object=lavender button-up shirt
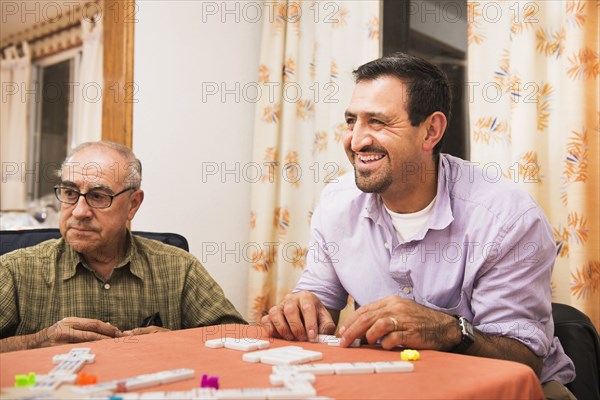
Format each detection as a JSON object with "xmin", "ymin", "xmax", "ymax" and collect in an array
[{"xmin": 296, "ymin": 153, "xmax": 575, "ymax": 384}]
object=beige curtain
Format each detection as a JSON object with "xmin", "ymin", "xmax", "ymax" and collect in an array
[
  {"xmin": 468, "ymin": 0, "xmax": 599, "ymax": 330},
  {"xmin": 0, "ymin": 43, "xmax": 32, "ymax": 211},
  {"xmin": 72, "ymin": 18, "xmax": 103, "ymax": 148},
  {"xmin": 246, "ymin": 0, "xmax": 381, "ymax": 322}
]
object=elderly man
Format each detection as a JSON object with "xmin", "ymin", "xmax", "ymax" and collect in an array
[
  {"xmin": 0, "ymin": 141, "xmax": 245, "ymax": 352},
  {"xmin": 261, "ymin": 53, "xmax": 575, "ymax": 399}
]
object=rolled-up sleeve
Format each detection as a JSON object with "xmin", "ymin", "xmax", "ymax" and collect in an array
[{"xmin": 471, "ymin": 206, "xmax": 555, "ymax": 357}]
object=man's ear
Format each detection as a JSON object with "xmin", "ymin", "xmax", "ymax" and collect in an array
[
  {"xmin": 422, "ymin": 112, "xmax": 447, "ymax": 153},
  {"xmin": 127, "ymin": 190, "xmax": 144, "ymax": 221}
]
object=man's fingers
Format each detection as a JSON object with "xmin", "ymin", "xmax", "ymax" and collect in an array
[
  {"xmin": 364, "ymin": 317, "xmax": 395, "ymax": 345},
  {"xmin": 260, "ymin": 315, "xmax": 281, "ymax": 338},
  {"xmin": 379, "ymin": 331, "xmax": 404, "ymax": 350},
  {"xmin": 282, "ymin": 300, "xmax": 308, "ymax": 341},
  {"xmin": 69, "ymin": 331, "xmax": 115, "ymax": 343},
  {"xmin": 60, "ymin": 318, "xmax": 121, "ymax": 337},
  {"xmin": 122, "ymin": 326, "xmax": 169, "ymax": 336},
  {"xmin": 262, "ymin": 292, "xmax": 332, "ymax": 342},
  {"xmin": 339, "ymin": 310, "xmax": 380, "ymax": 347},
  {"xmin": 299, "ymin": 299, "xmax": 319, "ymax": 341},
  {"xmin": 268, "ymin": 305, "xmax": 294, "ymax": 341}
]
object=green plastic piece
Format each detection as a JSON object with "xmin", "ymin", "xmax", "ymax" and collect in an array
[{"xmin": 14, "ymin": 372, "xmax": 36, "ymax": 387}]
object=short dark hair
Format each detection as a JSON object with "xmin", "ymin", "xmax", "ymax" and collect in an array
[{"xmin": 353, "ymin": 52, "xmax": 452, "ymax": 156}]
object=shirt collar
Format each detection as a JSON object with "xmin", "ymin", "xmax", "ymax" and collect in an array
[
  {"xmin": 60, "ymin": 230, "xmax": 144, "ymax": 281},
  {"xmin": 361, "ymin": 154, "xmax": 454, "ymax": 239}
]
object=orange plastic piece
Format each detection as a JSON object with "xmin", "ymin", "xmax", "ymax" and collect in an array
[{"xmin": 76, "ymin": 372, "xmax": 98, "ymax": 385}]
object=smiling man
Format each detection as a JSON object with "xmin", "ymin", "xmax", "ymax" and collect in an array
[
  {"xmin": 261, "ymin": 53, "xmax": 575, "ymax": 399},
  {"xmin": 0, "ymin": 141, "xmax": 245, "ymax": 352}
]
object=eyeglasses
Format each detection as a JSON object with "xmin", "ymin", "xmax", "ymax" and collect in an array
[{"xmin": 54, "ymin": 186, "xmax": 135, "ymax": 209}]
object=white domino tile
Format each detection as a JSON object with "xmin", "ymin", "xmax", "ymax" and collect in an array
[
  {"xmin": 333, "ymin": 362, "xmax": 375, "ymax": 375},
  {"xmin": 316, "ymin": 334, "xmax": 361, "ymax": 348},
  {"xmin": 72, "ymin": 368, "xmax": 195, "ymax": 394},
  {"xmin": 217, "ymin": 388, "xmax": 270, "ymax": 399},
  {"xmin": 269, "ymin": 372, "xmax": 316, "ymax": 385},
  {"xmin": 205, "ymin": 337, "xmax": 271, "ymax": 351},
  {"xmin": 272, "ymin": 363, "xmax": 336, "ymax": 376},
  {"xmin": 30, "ymin": 373, "xmax": 77, "ymax": 391},
  {"xmin": 243, "ymin": 346, "xmax": 323, "ymax": 365},
  {"xmin": 204, "ymin": 338, "xmax": 226, "ymax": 348},
  {"xmin": 52, "ymin": 348, "xmax": 95, "ymax": 364},
  {"xmin": 372, "ymin": 361, "xmax": 415, "ymax": 373}
]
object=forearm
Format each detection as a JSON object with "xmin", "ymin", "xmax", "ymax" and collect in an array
[
  {"xmin": 465, "ymin": 331, "xmax": 543, "ymax": 377},
  {"xmin": 0, "ymin": 331, "xmax": 46, "ymax": 353}
]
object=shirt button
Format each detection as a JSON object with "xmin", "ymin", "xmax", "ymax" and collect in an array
[
  {"xmin": 104, "ymin": 283, "xmax": 111, "ymax": 290},
  {"xmin": 384, "ymin": 242, "xmax": 390, "ymax": 249},
  {"xmin": 402, "ymin": 287, "xmax": 412, "ymax": 295}
]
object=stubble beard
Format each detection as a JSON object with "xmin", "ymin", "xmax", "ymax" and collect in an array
[{"xmin": 354, "ymin": 162, "xmax": 393, "ymax": 193}]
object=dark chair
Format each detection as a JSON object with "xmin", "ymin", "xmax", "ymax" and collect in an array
[
  {"xmin": 552, "ymin": 302, "xmax": 600, "ymax": 400},
  {"xmin": 0, "ymin": 228, "xmax": 189, "ymax": 255}
]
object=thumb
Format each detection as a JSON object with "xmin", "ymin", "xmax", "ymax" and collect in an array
[{"xmin": 317, "ymin": 308, "xmax": 336, "ymax": 335}]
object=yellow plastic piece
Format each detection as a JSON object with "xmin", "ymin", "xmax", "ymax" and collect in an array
[{"xmin": 400, "ymin": 349, "xmax": 420, "ymax": 361}]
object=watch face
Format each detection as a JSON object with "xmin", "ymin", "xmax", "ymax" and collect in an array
[
  {"xmin": 452, "ymin": 316, "xmax": 475, "ymax": 353},
  {"xmin": 462, "ymin": 318, "xmax": 474, "ymax": 337}
]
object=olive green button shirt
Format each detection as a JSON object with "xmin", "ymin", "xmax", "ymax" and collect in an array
[{"xmin": 0, "ymin": 233, "xmax": 246, "ymax": 338}]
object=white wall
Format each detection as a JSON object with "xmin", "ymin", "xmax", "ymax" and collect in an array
[{"xmin": 132, "ymin": 1, "xmax": 263, "ymax": 316}]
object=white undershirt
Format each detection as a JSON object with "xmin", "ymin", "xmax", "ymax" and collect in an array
[{"xmin": 384, "ymin": 196, "xmax": 437, "ymax": 243}]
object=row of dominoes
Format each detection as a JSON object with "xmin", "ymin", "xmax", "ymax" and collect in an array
[
  {"xmin": 60, "ymin": 387, "xmax": 330, "ymax": 400},
  {"xmin": 204, "ymin": 334, "xmax": 361, "ymax": 353},
  {"xmin": 57, "ymin": 377, "xmax": 324, "ymax": 399},
  {"xmin": 31, "ymin": 348, "xmax": 96, "ymax": 391},
  {"xmin": 272, "ymin": 361, "xmax": 414, "ymax": 376},
  {"xmin": 71, "ymin": 368, "xmax": 195, "ymax": 394}
]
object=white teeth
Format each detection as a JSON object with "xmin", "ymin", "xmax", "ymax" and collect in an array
[{"xmin": 357, "ymin": 154, "xmax": 385, "ymax": 162}]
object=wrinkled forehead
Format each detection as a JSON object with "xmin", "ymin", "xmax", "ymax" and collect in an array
[
  {"xmin": 348, "ymin": 77, "xmax": 410, "ymax": 115},
  {"xmin": 60, "ymin": 147, "xmax": 129, "ymax": 188}
]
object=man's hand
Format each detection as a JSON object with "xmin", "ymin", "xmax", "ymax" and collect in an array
[
  {"xmin": 338, "ymin": 296, "xmax": 460, "ymax": 350},
  {"xmin": 122, "ymin": 326, "xmax": 170, "ymax": 336},
  {"xmin": 39, "ymin": 317, "xmax": 122, "ymax": 348},
  {"xmin": 260, "ymin": 291, "xmax": 337, "ymax": 341}
]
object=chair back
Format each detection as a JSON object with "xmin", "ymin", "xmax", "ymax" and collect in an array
[
  {"xmin": 552, "ymin": 302, "xmax": 600, "ymax": 400},
  {"xmin": 0, "ymin": 228, "xmax": 189, "ymax": 255}
]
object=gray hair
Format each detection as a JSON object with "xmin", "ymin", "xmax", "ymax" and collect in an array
[{"xmin": 58, "ymin": 141, "xmax": 142, "ymax": 190}]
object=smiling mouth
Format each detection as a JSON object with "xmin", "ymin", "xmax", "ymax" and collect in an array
[{"xmin": 356, "ymin": 153, "xmax": 386, "ymax": 164}]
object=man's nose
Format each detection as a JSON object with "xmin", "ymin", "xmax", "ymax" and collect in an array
[
  {"xmin": 350, "ymin": 120, "xmax": 373, "ymax": 152},
  {"xmin": 71, "ymin": 195, "xmax": 93, "ymax": 219}
]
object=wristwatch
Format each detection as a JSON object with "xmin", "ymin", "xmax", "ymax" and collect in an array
[{"xmin": 451, "ymin": 315, "xmax": 475, "ymax": 353}]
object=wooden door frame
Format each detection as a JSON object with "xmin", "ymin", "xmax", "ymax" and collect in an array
[{"xmin": 101, "ymin": 0, "xmax": 135, "ymax": 148}]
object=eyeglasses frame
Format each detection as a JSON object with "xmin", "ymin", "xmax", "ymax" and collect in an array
[{"xmin": 54, "ymin": 185, "xmax": 136, "ymax": 209}]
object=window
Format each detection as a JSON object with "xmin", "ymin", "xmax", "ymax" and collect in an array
[
  {"xmin": 29, "ymin": 49, "xmax": 81, "ymax": 200},
  {"xmin": 383, "ymin": 0, "xmax": 468, "ymax": 159}
]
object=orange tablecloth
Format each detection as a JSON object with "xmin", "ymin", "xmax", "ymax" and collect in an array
[{"xmin": 0, "ymin": 324, "xmax": 544, "ymax": 399}]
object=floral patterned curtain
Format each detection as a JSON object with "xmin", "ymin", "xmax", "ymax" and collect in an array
[
  {"xmin": 246, "ymin": 0, "xmax": 380, "ymax": 322},
  {"xmin": 468, "ymin": 0, "xmax": 599, "ymax": 329}
]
